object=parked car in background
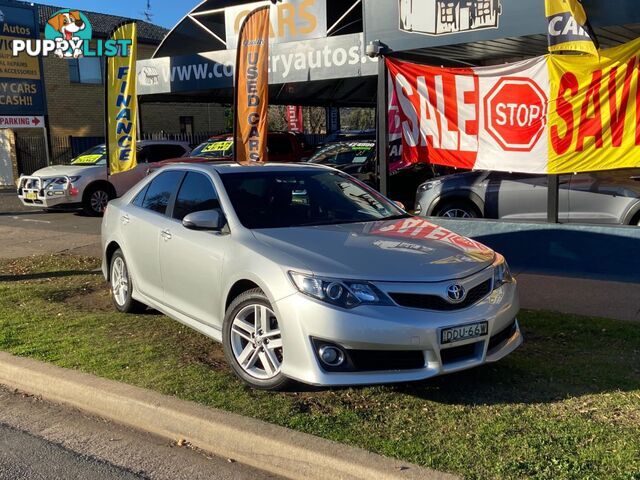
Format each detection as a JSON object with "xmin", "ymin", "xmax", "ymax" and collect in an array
[
  {"xmin": 162, "ymin": 132, "xmax": 315, "ymax": 166},
  {"xmin": 102, "ymin": 162, "xmax": 521, "ymax": 390},
  {"xmin": 308, "ymin": 138, "xmax": 446, "ymax": 208},
  {"xmin": 17, "ymin": 141, "xmax": 190, "ymax": 216},
  {"xmin": 415, "ymin": 169, "xmax": 640, "ymax": 226}
]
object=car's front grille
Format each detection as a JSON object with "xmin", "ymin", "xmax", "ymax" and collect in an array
[
  {"xmin": 389, "ymin": 279, "xmax": 492, "ymax": 311},
  {"xmin": 347, "ymin": 349, "xmax": 425, "ymax": 372},
  {"xmin": 440, "ymin": 342, "xmax": 479, "ymax": 364},
  {"xmin": 487, "ymin": 320, "xmax": 517, "ymax": 352}
]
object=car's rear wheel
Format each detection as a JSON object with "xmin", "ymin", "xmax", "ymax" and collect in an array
[
  {"xmin": 109, "ymin": 249, "xmax": 145, "ymax": 313},
  {"xmin": 83, "ymin": 184, "xmax": 113, "ymax": 216},
  {"xmin": 222, "ymin": 288, "xmax": 291, "ymax": 390},
  {"xmin": 435, "ymin": 201, "xmax": 481, "ymax": 219}
]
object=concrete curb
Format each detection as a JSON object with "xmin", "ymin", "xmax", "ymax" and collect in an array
[{"xmin": 0, "ymin": 353, "xmax": 458, "ymax": 480}]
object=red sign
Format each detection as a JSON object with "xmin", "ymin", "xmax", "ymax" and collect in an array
[
  {"xmin": 286, "ymin": 105, "xmax": 303, "ymax": 132},
  {"xmin": 484, "ymin": 77, "xmax": 548, "ymax": 152}
]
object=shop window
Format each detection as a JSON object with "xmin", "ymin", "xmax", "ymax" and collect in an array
[
  {"xmin": 180, "ymin": 116, "xmax": 194, "ymax": 135},
  {"xmin": 68, "ymin": 57, "xmax": 104, "ymax": 84},
  {"xmin": 439, "ymin": 1, "xmax": 456, "ymax": 25}
]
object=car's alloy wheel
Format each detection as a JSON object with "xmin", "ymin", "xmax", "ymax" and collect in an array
[
  {"xmin": 111, "ymin": 256, "xmax": 129, "ymax": 308},
  {"xmin": 90, "ymin": 189, "xmax": 110, "ymax": 214},
  {"xmin": 230, "ymin": 304, "xmax": 283, "ymax": 380},
  {"xmin": 222, "ymin": 288, "xmax": 291, "ymax": 390},
  {"xmin": 442, "ymin": 208, "xmax": 473, "ymax": 218},
  {"xmin": 109, "ymin": 249, "xmax": 145, "ymax": 314}
]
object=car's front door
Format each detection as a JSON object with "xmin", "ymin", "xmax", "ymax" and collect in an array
[
  {"xmin": 123, "ymin": 170, "xmax": 185, "ymax": 302},
  {"xmin": 159, "ymin": 171, "xmax": 230, "ymax": 327},
  {"xmin": 487, "ymin": 172, "xmax": 570, "ymax": 221},
  {"xmin": 568, "ymin": 169, "xmax": 640, "ymax": 224}
]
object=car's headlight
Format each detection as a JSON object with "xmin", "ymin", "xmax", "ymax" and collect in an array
[
  {"xmin": 418, "ymin": 180, "xmax": 442, "ymax": 193},
  {"xmin": 288, "ymin": 271, "xmax": 391, "ymax": 309},
  {"xmin": 492, "ymin": 254, "xmax": 513, "ymax": 288}
]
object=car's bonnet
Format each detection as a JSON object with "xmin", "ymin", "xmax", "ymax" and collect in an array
[
  {"xmin": 253, "ymin": 217, "xmax": 495, "ymax": 282},
  {"xmin": 32, "ymin": 164, "xmax": 102, "ymax": 178}
]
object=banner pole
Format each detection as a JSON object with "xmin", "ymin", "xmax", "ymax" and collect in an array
[
  {"xmin": 376, "ymin": 55, "xmax": 389, "ymax": 197},
  {"xmin": 547, "ymin": 175, "xmax": 559, "ymax": 223}
]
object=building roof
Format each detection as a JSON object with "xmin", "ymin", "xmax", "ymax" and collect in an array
[{"xmin": 28, "ymin": 2, "xmax": 168, "ymax": 45}]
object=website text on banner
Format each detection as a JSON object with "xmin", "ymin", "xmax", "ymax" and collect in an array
[
  {"xmin": 234, "ymin": 6, "xmax": 270, "ymax": 164},
  {"xmin": 106, "ymin": 22, "xmax": 137, "ymax": 175},
  {"xmin": 386, "ymin": 37, "xmax": 640, "ymax": 175}
]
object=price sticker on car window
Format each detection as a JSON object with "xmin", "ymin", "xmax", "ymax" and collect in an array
[
  {"xmin": 72, "ymin": 154, "xmax": 103, "ymax": 164},
  {"xmin": 202, "ymin": 141, "xmax": 233, "ymax": 153}
]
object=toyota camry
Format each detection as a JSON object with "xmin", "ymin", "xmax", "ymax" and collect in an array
[{"xmin": 101, "ymin": 163, "xmax": 522, "ymax": 390}]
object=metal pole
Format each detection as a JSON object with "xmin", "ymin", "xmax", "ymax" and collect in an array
[
  {"xmin": 42, "ymin": 120, "xmax": 51, "ymax": 167},
  {"xmin": 376, "ymin": 56, "xmax": 389, "ymax": 197},
  {"xmin": 547, "ymin": 174, "xmax": 559, "ymax": 223}
]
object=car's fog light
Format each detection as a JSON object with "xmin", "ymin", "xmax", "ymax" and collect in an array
[{"xmin": 319, "ymin": 345, "xmax": 344, "ymax": 367}]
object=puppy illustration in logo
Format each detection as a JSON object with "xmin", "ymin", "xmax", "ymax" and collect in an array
[
  {"xmin": 47, "ymin": 10, "xmax": 88, "ymax": 58},
  {"xmin": 138, "ymin": 66, "xmax": 159, "ymax": 86}
]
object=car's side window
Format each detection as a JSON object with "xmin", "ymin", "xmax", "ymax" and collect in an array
[
  {"xmin": 173, "ymin": 172, "xmax": 220, "ymax": 221},
  {"xmin": 132, "ymin": 184, "xmax": 149, "ymax": 208},
  {"xmin": 149, "ymin": 144, "xmax": 187, "ymax": 162},
  {"xmin": 140, "ymin": 170, "xmax": 185, "ymax": 215}
]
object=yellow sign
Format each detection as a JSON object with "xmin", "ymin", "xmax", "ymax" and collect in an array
[
  {"xmin": 72, "ymin": 154, "xmax": 103, "ymax": 164},
  {"xmin": 548, "ymin": 37, "xmax": 640, "ymax": 173},
  {"xmin": 202, "ymin": 141, "xmax": 233, "ymax": 152},
  {"xmin": 545, "ymin": 0, "xmax": 598, "ymax": 56},
  {"xmin": 0, "ymin": 36, "xmax": 40, "ymax": 80},
  {"xmin": 106, "ymin": 22, "xmax": 137, "ymax": 175}
]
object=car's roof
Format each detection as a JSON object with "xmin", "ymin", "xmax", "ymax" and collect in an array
[
  {"xmin": 138, "ymin": 140, "xmax": 190, "ymax": 146},
  {"xmin": 160, "ymin": 161, "xmax": 331, "ymax": 174}
]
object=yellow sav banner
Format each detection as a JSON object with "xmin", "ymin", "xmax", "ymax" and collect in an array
[
  {"xmin": 547, "ymin": 37, "xmax": 640, "ymax": 174},
  {"xmin": 234, "ymin": 6, "xmax": 270, "ymax": 164},
  {"xmin": 106, "ymin": 22, "xmax": 137, "ymax": 175}
]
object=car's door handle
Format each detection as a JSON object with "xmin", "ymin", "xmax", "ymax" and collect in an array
[
  {"xmin": 160, "ymin": 229, "xmax": 172, "ymax": 240},
  {"xmin": 121, "ymin": 214, "xmax": 130, "ymax": 225}
]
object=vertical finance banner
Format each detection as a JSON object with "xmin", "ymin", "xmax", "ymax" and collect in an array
[
  {"xmin": 386, "ymin": 37, "xmax": 640, "ymax": 174},
  {"xmin": 0, "ymin": 2, "xmax": 45, "ymax": 115},
  {"xmin": 106, "ymin": 22, "xmax": 137, "ymax": 174},
  {"xmin": 234, "ymin": 6, "xmax": 270, "ymax": 164}
]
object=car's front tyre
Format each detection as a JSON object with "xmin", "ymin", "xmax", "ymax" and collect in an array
[
  {"xmin": 222, "ymin": 288, "xmax": 291, "ymax": 390},
  {"xmin": 83, "ymin": 184, "xmax": 113, "ymax": 216},
  {"xmin": 109, "ymin": 249, "xmax": 145, "ymax": 313}
]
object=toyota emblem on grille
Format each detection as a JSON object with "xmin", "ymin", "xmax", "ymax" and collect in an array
[{"xmin": 446, "ymin": 284, "xmax": 466, "ymax": 304}]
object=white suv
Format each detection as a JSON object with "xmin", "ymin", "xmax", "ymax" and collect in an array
[{"xmin": 17, "ymin": 140, "xmax": 190, "ymax": 216}]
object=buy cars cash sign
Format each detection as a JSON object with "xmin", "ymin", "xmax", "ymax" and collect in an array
[{"xmin": 234, "ymin": 5, "xmax": 270, "ymax": 164}]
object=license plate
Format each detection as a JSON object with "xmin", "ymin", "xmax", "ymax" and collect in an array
[
  {"xmin": 25, "ymin": 191, "xmax": 37, "ymax": 200},
  {"xmin": 440, "ymin": 321, "xmax": 488, "ymax": 345}
]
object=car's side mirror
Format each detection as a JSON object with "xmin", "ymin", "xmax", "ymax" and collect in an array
[
  {"xmin": 392, "ymin": 201, "xmax": 406, "ymax": 210},
  {"xmin": 183, "ymin": 209, "xmax": 226, "ymax": 231}
]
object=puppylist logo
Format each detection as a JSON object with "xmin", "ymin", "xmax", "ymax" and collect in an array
[{"xmin": 11, "ymin": 9, "xmax": 132, "ymax": 59}]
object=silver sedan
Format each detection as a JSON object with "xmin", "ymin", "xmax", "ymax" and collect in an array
[{"xmin": 101, "ymin": 163, "xmax": 522, "ymax": 390}]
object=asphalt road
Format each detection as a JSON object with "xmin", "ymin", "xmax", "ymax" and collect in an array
[
  {"xmin": 0, "ymin": 387, "xmax": 282, "ymax": 480},
  {"xmin": 0, "ymin": 191, "xmax": 101, "ymax": 258}
]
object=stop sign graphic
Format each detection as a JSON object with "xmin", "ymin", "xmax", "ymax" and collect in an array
[{"xmin": 484, "ymin": 77, "xmax": 548, "ymax": 152}]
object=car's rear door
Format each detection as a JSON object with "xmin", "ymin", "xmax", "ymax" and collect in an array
[
  {"xmin": 122, "ymin": 170, "xmax": 185, "ymax": 302},
  {"xmin": 159, "ymin": 171, "xmax": 230, "ymax": 327}
]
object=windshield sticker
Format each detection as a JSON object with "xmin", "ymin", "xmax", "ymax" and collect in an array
[
  {"xmin": 202, "ymin": 141, "xmax": 233, "ymax": 153},
  {"xmin": 348, "ymin": 142, "xmax": 375, "ymax": 150},
  {"xmin": 72, "ymin": 154, "xmax": 103, "ymax": 164}
]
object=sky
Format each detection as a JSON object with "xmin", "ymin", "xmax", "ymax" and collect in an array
[{"xmin": 31, "ymin": 0, "xmax": 196, "ymax": 28}]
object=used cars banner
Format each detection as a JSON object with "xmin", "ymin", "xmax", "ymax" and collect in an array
[
  {"xmin": 234, "ymin": 6, "xmax": 270, "ymax": 164},
  {"xmin": 106, "ymin": 21, "xmax": 137, "ymax": 175},
  {"xmin": 386, "ymin": 37, "xmax": 640, "ymax": 174}
]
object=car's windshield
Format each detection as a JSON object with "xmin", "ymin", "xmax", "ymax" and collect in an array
[
  {"xmin": 191, "ymin": 138, "xmax": 234, "ymax": 158},
  {"xmin": 220, "ymin": 170, "xmax": 407, "ymax": 229},
  {"xmin": 70, "ymin": 145, "xmax": 107, "ymax": 166},
  {"xmin": 309, "ymin": 141, "xmax": 375, "ymax": 166}
]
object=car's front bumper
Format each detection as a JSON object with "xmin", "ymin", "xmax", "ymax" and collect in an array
[
  {"xmin": 274, "ymin": 275, "xmax": 521, "ymax": 386},
  {"xmin": 17, "ymin": 176, "xmax": 81, "ymax": 208}
]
